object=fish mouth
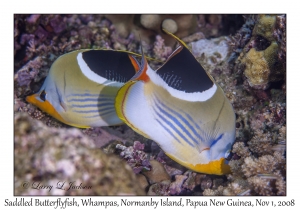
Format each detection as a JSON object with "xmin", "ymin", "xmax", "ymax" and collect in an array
[{"xmin": 25, "ymin": 93, "xmax": 91, "ymax": 128}]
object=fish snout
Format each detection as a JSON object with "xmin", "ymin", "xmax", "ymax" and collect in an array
[{"xmin": 26, "ymin": 93, "xmax": 38, "ymax": 105}]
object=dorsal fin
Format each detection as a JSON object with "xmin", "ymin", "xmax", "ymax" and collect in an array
[
  {"xmin": 156, "ymin": 33, "xmax": 214, "ymax": 93},
  {"xmin": 162, "ymin": 28, "xmax": 190, "ymax": 49},
  {"xmin": 129, "ymin": 37, "xmax": 150, "ymax": 82},
  {"xmin": 113, "ymin": 49, "xmax": 164, "ymax": 63},
  {"xmin": 128, "ymin": 55, "xmax": 140, "ymax": 72}
]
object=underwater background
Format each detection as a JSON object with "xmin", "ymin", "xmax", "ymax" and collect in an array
[{"xmin": 14, "ymin": 14, "xmax": 286, "ymax": 196}]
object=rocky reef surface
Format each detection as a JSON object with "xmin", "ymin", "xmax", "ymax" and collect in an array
[
  {"xmin": 14, "ymin": 112, "xmax": 145, "ymax": 195},
  {"xmin": 14, "ymin": 14, "xmax": 286, "ymax": 196}
]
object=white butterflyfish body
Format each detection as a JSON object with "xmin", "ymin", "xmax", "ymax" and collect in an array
[{"xmin": 115, "ymin": 30, "xmax": 236, "ymax": 175}]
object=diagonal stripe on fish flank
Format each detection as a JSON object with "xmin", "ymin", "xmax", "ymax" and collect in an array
[
  {"xmin": 155, "ymin": 118, "xmax": 182, "ymax": 145},
  {"xmin": 154, "ymin": 98, "xmax": 201, "ymax": 144},
  {"xmin": 82, "ymin": 107, "xmax": 116, "ymax": 118},
  {"xmin": 66, "ymin": 93, "xmax": 111, "ymax": 98},
  {"xmin": 152, "ymin": 99, "xmax": 194, "ymax": 147},
  {"xmin": 183, "ymin": 111, "xmax": 201, "ymax": 130},
  {"xmin": 67, "ymin": 93, "xmax": 113, "ymax": 108},
  {"xmin": 70, "ymin": 102, "xmax": 115, "ymax": 108},
  {"xmin": 66, "ymin": 92, "xmax": 113, "ymax": 102},
  {"xmin": 67, "ymin": 97, "xmax": 113, "ymax": 103},
  {"xmin": 71, "ymin": 103, "xmax": 115, "ymax": 113},
  {"xmin": 182, "ymin": 111, "xmax": 214, "ymax": 143},
  {"xmin": 182, "ymin": 112, "xmax": 219, "ymax": 145},
  {"xmin": 99, "ymin": 109, "xmax": 116, "ymax": 117},
  {"xmin": 67, "ymin": 98, "xmax": 114, "ymax": 116},
  {"xmin": 154, "ymin": 97, "xmax": 204, "ymax": 143},
  {"xmin": 66, "ymin": 92, "xmax": 113, "ymax": 105},
  {"xmin": 210, "ymin": 133, "xmax": 223, "ymax": 148},
  {"xmin": 65, "ymin": 92, "xmax": 116, "ymax": 118},
  {"xmin": 71, "ymin": 109, "xmax": 102, "ymax": 114}
]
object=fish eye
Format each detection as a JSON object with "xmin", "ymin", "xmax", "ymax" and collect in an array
[
  {"xmin": 40, "ymin": 90, "xmax": 46, "ymax": 101},
  {"xmin": 225, "ymin": 150, "xmax": 231, "ymax": 159}
]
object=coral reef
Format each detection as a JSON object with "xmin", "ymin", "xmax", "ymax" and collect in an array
[
  {"xmin": 227, "ymin": 15, "xmax": 256, "ymax": 63},
  {"xmin": 152, "ymin": 35, "xmax": 173, "ymax": 62},
  {"xmin": 104, "ymin": 14, "xmax": 244, "ymax": 47},
  {"xmin": 237, "ymin": 14, "xmax": 286, "ymax": 89},
  {"xmin": 191, "ymin": 36, "xmax": 230, "ymax": 68},
  {"xmin": 229, "ymin": 143, "xmax": 286, "ymax": 196},
  {"xmin": 116, "ymin": 142, "xmax": 151, "ymax": 174},
  {"xmin": 106, "ymin": 14, "xmax": 198, "ymax": 47},
  {"xmin": 273, "ymin": 15, "xmax": 286, "ymax": 67},
  {"xmin": 142, "ymin": 160, "xmax": 171, "ymax": 184},
  {"xmin": 203, "ymin": 142, "xmax": 286, "ymax": 196},
  {"xmin": 14, "ymin": 14, "xmax": 286, "ymax": 196},
  {"xmin": 14, "ymin": 112, "xmax": 145, "ymax": 195},
  {"xmin": 193, "ymin": 15, "xmax": 286, "ymax": 196}
]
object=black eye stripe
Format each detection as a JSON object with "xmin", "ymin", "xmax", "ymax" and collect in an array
[{"xmin": 40, "ymin": 90, "xmax": 46, "ymax": 101}]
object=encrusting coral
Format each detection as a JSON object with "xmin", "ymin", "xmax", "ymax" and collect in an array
[
  {"xmin": 238, "ymin": 14, "xmax": 286, "ymax": 89},
  {"xmin": 204, "ymin": 141, "xmax": 286, "ymax": 196}
]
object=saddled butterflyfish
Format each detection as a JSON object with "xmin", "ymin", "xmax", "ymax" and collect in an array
[
  {"xmin": 26, "ymin": 49, "xmax": 142, "ymax": 128},
  {"xmin": 115, "ymin": 31, "xmax": 236, "ymax": 175}
]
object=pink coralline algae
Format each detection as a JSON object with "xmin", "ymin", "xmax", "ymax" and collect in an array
[
  {"xmin": 16, "ymin": 56, "xmax": 43, "ymax": 87},
  {"xmin": 153, "ymin": 35, "xmax": 172, "ymax": 61},
  {"xmin": 49, "ymin": 15, "xmax": 66, "ymax": 34},
  {"xmin": 34, "ymin": 25, "xmax": 49, "ymax": 41},
  {"xmin": 116, "ymin": 141, "xmax": 151, "ymax": 174},
  {"xmin": 26, "ymin": 14, "xmax": 41, "ymax": 24}
]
